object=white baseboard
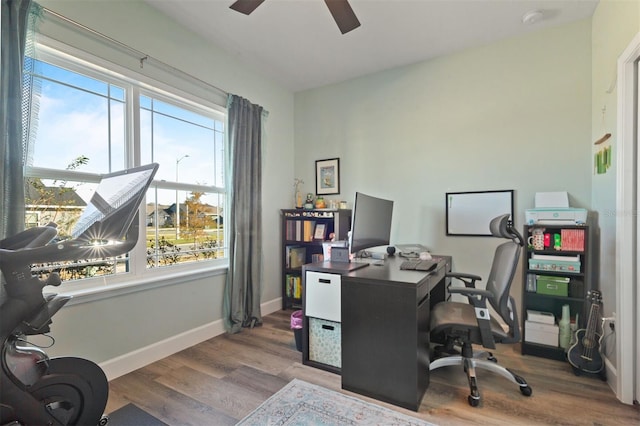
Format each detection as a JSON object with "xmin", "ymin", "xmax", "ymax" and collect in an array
[
  {"xmin": 261, "ymin": 297, "xmax": 283, "ymax": 316},
  {"xmin": 99, "ymin": 319, "xmax": 226, "ymax": 380},
  {"xmin": 100, "ymin": 297, "xmax": 283, "ymax": 380},
  {"xmin": 604, "ymin": 355, "xmax": 618, "ymax": 396}
]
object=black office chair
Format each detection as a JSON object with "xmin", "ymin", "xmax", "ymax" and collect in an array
[{"xmin": 429, "ymin": 214, "xmax": 532, "ymax": 407}]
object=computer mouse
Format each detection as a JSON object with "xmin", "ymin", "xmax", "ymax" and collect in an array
[{"xmin": 419, "ymin": 251, "xmax": 432, "ymax": 260}]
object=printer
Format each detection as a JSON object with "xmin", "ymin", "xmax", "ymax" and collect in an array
[
  {"xmin": 525, "ymin": 192, "xmax": 588, "ymax": 225},
  {"xmin": 525, "ymin": 208, "xmax": 588, "ymax": 225}
]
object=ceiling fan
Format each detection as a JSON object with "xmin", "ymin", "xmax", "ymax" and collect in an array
[{"xmin": 229, "ymin": 0, "xmax": 361, "ymax": 34}]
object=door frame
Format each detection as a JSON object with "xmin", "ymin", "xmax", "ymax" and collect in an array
[{"xmin": 615, "ymin": 31, "xmax": 639, "ymax": 405}]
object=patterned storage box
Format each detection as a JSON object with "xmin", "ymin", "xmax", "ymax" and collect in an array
[
  {"xmin": 528, "ymin": 259, "xmax": 581, "ymax": 274},
  {"xmin": 309, "ymin": 317, "xmax": 341, "ymax": 368}
]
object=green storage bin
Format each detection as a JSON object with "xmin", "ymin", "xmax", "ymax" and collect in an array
[{"xmin": 536, "ymin": 276, "xmax": 569, "ymax": 296}]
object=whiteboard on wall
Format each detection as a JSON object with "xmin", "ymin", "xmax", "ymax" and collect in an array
[{"xmin": 446, "ymin": 190, "xmax": 514, "ymax": 236}]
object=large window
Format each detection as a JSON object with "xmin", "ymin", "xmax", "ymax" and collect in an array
[{"xmin": 24, "ymin": 44, "xmax": 227, "ymax": 287}]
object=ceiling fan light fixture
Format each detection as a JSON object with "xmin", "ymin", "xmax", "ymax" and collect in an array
[{"xmin": 521, "ymin": 9, "xmax": 544, "ymax": 25}]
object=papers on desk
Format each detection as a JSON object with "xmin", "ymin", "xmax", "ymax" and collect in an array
[{"xmin": 396, "ymin": 243, "xmax": 429, "ymax": 257}]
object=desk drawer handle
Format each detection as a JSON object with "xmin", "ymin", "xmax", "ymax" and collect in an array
[
  {"xmin": 322, "ymin": 324, "xmax": 335, "ymax": 331},
  {"xmin": 319, "ymin": 279, "xmax": 331, "ymax": 284},
  {"xmin": 418, "ymin": 293, "xmax": 430, "ymax": 308}
]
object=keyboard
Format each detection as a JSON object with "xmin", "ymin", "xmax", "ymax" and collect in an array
[{"xmin": 400, "ymin": 259, "xmax": 437, "ymax": 271}]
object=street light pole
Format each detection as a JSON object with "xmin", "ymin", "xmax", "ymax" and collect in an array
[{"xmin": 176, "ymin": 154, "xmax": 189, "ymax": 240}]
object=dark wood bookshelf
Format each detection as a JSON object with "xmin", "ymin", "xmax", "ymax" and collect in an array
[{"xmin": 280, "ymin": 209, "xmax": 351, "ymax": 310}]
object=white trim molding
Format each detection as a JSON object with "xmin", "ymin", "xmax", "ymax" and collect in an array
[
  {"xmin": 99, "ymin": 318, "xmax": 226, "ymax": 380},
  {"xmin": 99, "ymin": 297, "xmax": 284, "ymax": 380},
  {"xmin": 615, "ymin": 31, "xmax": 640, "ymax": 405}
]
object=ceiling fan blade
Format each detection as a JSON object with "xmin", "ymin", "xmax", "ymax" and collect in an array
[
  {"xmin": 229, "ymin": 0, "xmax": 266, "ymax": 15},
  {"xmin": 324, "ymin": 0, "xmax": 361, "ymax": 34}
]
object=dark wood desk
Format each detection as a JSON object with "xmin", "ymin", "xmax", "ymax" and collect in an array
[{"xmin": 303, "ymin": 255, "xmax": 451, "ymax": 411}]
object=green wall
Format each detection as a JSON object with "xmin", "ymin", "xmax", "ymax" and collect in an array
[{"xmin": 294, "ymin": 19, "xmax": 593, "ymax": 304}]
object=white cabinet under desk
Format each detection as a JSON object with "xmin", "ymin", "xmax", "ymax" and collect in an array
[
  {"xmin": 305, "ymin": 271, "xmax": 341, "ymax": 322},
  {"xmin": 302, "ymin": 270, "xmax": 342, "ymax": 372}
]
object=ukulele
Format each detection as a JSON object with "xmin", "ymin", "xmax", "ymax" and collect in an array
[{"xmin": 567, "ymin": 290, "xmax": 604, "ymax": 374}]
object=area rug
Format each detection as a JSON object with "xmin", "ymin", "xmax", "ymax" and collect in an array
[
  {"xmin": 236, "ymin": 379, "xmax": 435, "ymax": 425},
  {"xmin": 107, "ymin": 403, "xmax": 168, "ymax": 426}
]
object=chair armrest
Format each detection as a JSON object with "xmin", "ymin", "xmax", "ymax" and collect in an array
[
  {"xmin": 448, "ymin": 287, "xmax": 493, "ymax": 301},
  {"xmin": 446, "ymin": 272, "xmax": 482, "ymax": 288}
]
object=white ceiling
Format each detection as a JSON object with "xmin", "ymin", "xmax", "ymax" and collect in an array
[{"xmin": 145, "ymin": 0, "xmax": 598, "ymax": 92}]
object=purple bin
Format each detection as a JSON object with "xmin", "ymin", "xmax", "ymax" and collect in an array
[{"xmin": 291, "ymin": 310, "xmax": 303, "ymax": 352}]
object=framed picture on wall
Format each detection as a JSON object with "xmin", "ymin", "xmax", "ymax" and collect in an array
[{"xmin": 316, "ymin": 158, "xmax": 340, "ymax": 195}]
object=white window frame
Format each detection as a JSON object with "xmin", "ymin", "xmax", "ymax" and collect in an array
[{"xmin": 26, "ymin": 38, "xmax": 229, "ymax": 299}]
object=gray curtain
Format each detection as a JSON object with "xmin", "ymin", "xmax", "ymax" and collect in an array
[
  {"xmin": 223, "ymin": 94, "xmax": 264, "ymax": 334},
  {"xmin": 1, "ymin": 0, "xmax": 32, "ymax": 241}
]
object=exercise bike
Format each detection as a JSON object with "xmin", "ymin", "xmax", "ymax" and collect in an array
[{"xmin": 0, "ymin": 164, "xmax": 158, "ymax": 425}]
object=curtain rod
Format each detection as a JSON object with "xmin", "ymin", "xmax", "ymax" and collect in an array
[{"xmin": 42, "ymin": 7, "xmax": 229, "ymax": 99}]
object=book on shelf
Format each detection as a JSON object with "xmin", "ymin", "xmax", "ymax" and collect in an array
[
  {"xmin": 285, "ymin": 274, "xmax": 302, "ymax": 299},
  {"xmin": 293, "ymin": 276, "xmax": 302, "ymax": 299},
  {"xmin": 286, "ymin": 246, "xmax": 307, "ymax": 269},
  {"xmin": 284, "ymin": 246, "xmax": 294, "ymax": 268},
  {"xmin": 296, "ymin": 221, "xmax": 302, "ymax": 241},
  {"xmin": 285, "ymin": 274, "xmax": 293, "ymax": 297},
  {"xmin": 284, "ymin": 220, "xmax": 303, "ymax": 241},
  {"xmin": 303, "ymin": 220, "xmax": 315, "ymax": 242},
  {"xmin": 285, "ymin": 220, "xmax": 298, "ymax": 241},
  {"xmin": 285, "ymin": 219, "xmax": 317, "ymax": 242}
]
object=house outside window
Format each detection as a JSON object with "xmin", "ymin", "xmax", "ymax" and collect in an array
[
  {"xmin": 24, "ymin": 43, "xmax": 227, "ymax": 287},
  {"xmin": 25, "ymin": 179, "xmax": 87, "ymax": 230}
]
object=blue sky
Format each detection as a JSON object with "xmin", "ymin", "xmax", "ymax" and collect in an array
[{"xmin": 30, "ymin": 58, "xmax": 225, "ymax": 206}]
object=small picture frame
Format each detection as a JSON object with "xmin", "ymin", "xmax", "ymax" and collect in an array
[
  {"xmin": 313, "ymin": 223, "xmax": 327, "ymax": 241},
  {"xmin": 316, "ymin": 158, "xmax": 340, "ymax": 195}
]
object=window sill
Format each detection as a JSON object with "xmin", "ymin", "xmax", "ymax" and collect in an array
[{"xmin": 52, "ymin": 263, "xmax": 228, "ymax": 306}]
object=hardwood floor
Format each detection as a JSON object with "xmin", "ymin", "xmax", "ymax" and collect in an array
[{"xmin": 105, "ymin": 309, "xmax": 639, "ymax": 425}]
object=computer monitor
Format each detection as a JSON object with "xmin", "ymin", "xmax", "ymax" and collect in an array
[{"xmin": 349, "ymin": 192, "xmax": 394, "ymax": 256}]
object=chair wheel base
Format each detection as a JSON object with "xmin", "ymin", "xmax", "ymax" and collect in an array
[{"xmin": 520, "ymin": 385, "xmax": 533, "ymax": 397}]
